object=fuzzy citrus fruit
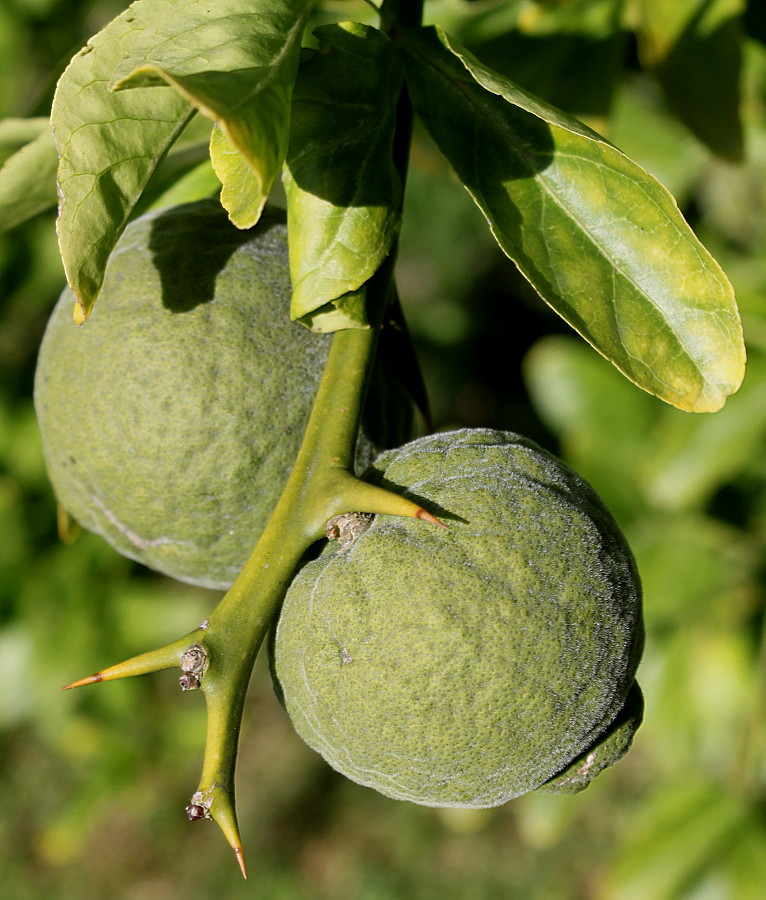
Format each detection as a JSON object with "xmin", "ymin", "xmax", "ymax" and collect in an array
[
  {"xmin": 273, "ymin": 428, "xmax": 643, "ymax": 806},
  {"xmin": 34, "ymin": 199, "xmax": 409, "ymax": 589}
]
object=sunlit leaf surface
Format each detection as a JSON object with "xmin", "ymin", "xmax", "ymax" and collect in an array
[
  {"xmin": 402, "ymin": 26, "xmax": 745, "ymax": 412},
  {"xmin": 112, "ymin": 0, "xmax": 313, "ymax": 228},
  {"xmin": 52, "ymin": 0, "xmax": 193, "ymax": 320},
  {"xmin": 285, "ymin": 23, "xmax": 402, "ymax": 329}
]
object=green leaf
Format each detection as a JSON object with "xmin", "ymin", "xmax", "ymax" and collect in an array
[
  {"xmin": 525, "ymin": 337, "xmax": 766, "ymax": 515},
  {"xmin": 132, "ymin": 146, "xmax": 214, "ymax": 216},
  {"xmin": 143, "ymin": 158, "xmax": 220, "ymax": 212},
  {"xmin": 297, "ymin": 287, "xmax": 369, "ymax": 332},
  {"xmin": 0, "ymin": 128, "xmax": 58, "ymax": 232},
  {"xmin": 52, "ymin": 1, "xmax": 193, "ymax": 322},
  {"xmin": 130, "ymin": 113, "xmax": 215, "ymax": 215},
  {"xmin": 523, "ymin": 335, "xmax": 656, "ymax": 522},
  {"xmin": 434, "ymin": 1, "xmax": 525, "ymax": 44},
  {"xmin": 284, "ymin": 23, "xmax": 402, "ymax": 329},
  {"xmin": 642, "ymin": 351, "xmax": 766, "ymax": 510},
  {"xmin": 112, "ymin": 0, "xmax": 313, "ymax": 229},
  {"xmin": 0, "ymin": 117, "xmax": 49, "ymax": 143},
  {"xmin": 725, "ymin": 813, "xmax": 766, "ymax": 900},
  {"xmin": 632, "ymin": 513, "xmax": 757, "ymax": 628},
  {"xmin": 635, "ymin": 0, "xmax": 745, "ymax": 162},
  {"xmin": 0, "ymin": 117, "xmax": 51, "ymax": 164},
  {"xmin": 208, "ymin": 125, "xmax": 263, "ymax": 228},
  {"xmin": 401, "ymin": 26, "xmax": 745, "ymax": 412},
  {"xmin": 607, "ymin": 75, "xmax": 707, "ymax": 204}
]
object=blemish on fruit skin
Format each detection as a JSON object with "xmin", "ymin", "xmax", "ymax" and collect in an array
[{"xmin": 90, "ymin": 493, "xmax": 175, "ymax": 550}]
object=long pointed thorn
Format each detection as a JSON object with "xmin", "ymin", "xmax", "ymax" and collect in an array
[
  {"xmin": 234, "ymin": 846, "xmax": 248, "ymax": 880},
  {"xmin": 61, "ymin": 672, "xmax": 103, "ymax": 691},
  {"xmin": 342, "ymin": 479, "xmax": 447, "ymax": 527},
  {"xmin": 60, "ymin": 632, "xmax": 202, "ymax": 692},
  {"xmin": 212, "ymin": 807, "xmax": 247, "ymax": 878},
  {"xmin": 206, "ymin": 789, "xmax": 247, "ymax": 880},
  {"xmin": 416, "ymin": 507, "xmax": 448, "ymax": 528}
]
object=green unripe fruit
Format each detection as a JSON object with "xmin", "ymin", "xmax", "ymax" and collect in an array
[
  {"xmin": 273, "ymin": 429, "xmax": 643, "ymax": 807},
  {"xmin": 34, "ymin": 199, "xmax": 409, "ymax": 589}
]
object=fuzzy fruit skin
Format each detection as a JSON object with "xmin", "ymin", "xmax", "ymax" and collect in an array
[
  {"xmin": 273, "ymin": 429, "xmax": 643, "ymax": 807},
  {"xmin": 539, "ymin": 680, "xmax": 643, "ymax": 793},
  {"xmin": 34, "ymin": 199, "xmax": 408, "ymax": 589}
]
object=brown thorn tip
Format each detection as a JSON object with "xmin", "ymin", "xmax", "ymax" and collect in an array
[
  {"xmin": 416, "ymin": 508, "xmax": 448, "ymax": 528},
  {"xmin": 234, "ymin": 847, "xmax": 248, "ymax": 880},
  {"xmin": 61, "ymin": 672, "xmax": 103, "ymax": 691}
]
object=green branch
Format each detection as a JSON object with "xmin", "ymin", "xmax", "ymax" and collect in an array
[
  {"xmin": 61, "ymin": 263, "xmax": 440, "ymax": 875},
  {"xmin": 61, "ymin": 1, "xmax": 431, "ymax": 876}
]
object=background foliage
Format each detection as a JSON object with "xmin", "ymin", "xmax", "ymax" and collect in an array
[{"xmin": 2, "ymin": 0, "xmax": 766, "ymax": 896}]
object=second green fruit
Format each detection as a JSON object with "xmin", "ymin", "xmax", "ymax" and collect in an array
[
  {"xmin": 34, "ymin": 199, "xmax": 409, "ymax": 589},
  {"xmin": 273, "ymin": 429, "xmax": 643, "ymax": 806}
]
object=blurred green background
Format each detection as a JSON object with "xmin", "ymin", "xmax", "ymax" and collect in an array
[{"xmin": 3, "ymin": 0, "xmax": 766, "ymax": 897}]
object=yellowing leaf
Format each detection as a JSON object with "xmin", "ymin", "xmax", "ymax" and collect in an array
[
  {"xmin": 402, "ymin": 27, "xmax": 745, "ymax": 412},
  {"xmin": 208, "ymin": 126, "xmax": 264, "ymax": 229}
]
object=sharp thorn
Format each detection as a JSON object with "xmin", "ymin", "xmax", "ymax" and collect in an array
[
  {"xmin": 234, "ymin": 846, "xmax": 248, "ymax": 880},
  {"xmin": 207, "ymin": 788, "xmax": 247, "ymax": 880},
  {"xmin": 59, "ymin": 634, "xmax": 199, "ymax": 692},
  {"xmin": 416, "ymin": 508, "xmax": 448, "ymax": 528},
  {"xmin": 61, "ymin": 672, "xmax": 103, "ymax": 690}
]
